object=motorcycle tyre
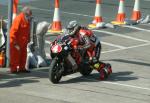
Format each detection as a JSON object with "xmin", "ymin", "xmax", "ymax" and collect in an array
[
  {"xmin": 49, "ymin": 58, "xmax": 62, "ymax": 84},
  {"xmin": 79, "ymin": 63, "xmax": 93, "ymax": 76}
]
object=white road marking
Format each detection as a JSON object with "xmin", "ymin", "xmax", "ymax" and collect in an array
[
  {"xmin": 103, "ymin": 81, "xmax": 150, "ymax": 91},
  {"xmin": 101, "ymin": 41, "xmax": 126, "ymax": 49},
  {"xmin": 140, "ymin": 23, "xmax": 150, "ymax": 26},
  {"xmin": 66, "ymin": 75, "xmax": 150, "ymax": 91},
  {"xmin": 93, "ymin": 30, "xmax": 150, "ymax": 43},
  {"xmin": 102, "ymin": 42, "xmax": 150, "ymax": 54},
  {"xmin": 123, "ymin": 25, "xmax": 150, "ymax": 33},
  {"xmin": 61, "ymin": 11, "xmax": 93, "ymax": 17},
  {"xmin": 27, "ymin": 6, "xmax": 93, "ymax": 17}
]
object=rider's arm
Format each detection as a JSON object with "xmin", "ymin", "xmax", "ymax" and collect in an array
[
  {"xmin": 78, "ymin": 35, "xmax": 91, "ymax": 50},
  {"xmin": 82, "ymin": 35, "xmax": 91, "ymax": 49}
]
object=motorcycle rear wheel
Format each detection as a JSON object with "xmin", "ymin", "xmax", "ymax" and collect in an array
[
  {"xmin": 49, "ymin": 58, "xmax": 62, "ymax": 84},
  {"xmin": 79, "ymin": 63, "xmax": 93, "ymax": 76}
]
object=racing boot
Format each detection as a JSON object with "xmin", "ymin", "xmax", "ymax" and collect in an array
[
  {"xmin": 96, "ymin": 63, "xmax": 112, "ymax": 80},
  {"xmin": 103, "ymin": 63, "xmax": 112, "ymax": 75},
  {"xmin": 98, "ymin": 63, "xmax": 106, "ymax": 80},
  {"xmin": 99, "ymin": 69, "xmax": 105, "ymax": 80},
  {"xmin": 93, "ymin": 62, "xmax": 106, "ymax": 80}
]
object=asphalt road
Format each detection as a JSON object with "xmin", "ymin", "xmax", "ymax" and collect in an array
[{"xmin": 0, "ymin": 0, "xmax": 150, "ymax": 103}]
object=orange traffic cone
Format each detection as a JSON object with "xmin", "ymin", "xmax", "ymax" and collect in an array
[
  {"xmin": 131, "ymin": 0, "xmax": 141, "ymax": 21},
  {"xmin": 111, "ymin": 0, "xmax": 126, "ymax": 25},
  {"xmin": 89, "ymin": 0, "xmax": 103, "ymax": 28},
  {"xmin": 13, "ymin": 0, "xmax": 19, "ymax": 20},
  {"xmin": 48, "ymin": 0, "xmax": 62, "ymax": 33}
]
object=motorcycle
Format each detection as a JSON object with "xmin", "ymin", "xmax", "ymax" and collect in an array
[{"xmin": 49, "ymin": 35, "xmax": 93, "ymax": 83}]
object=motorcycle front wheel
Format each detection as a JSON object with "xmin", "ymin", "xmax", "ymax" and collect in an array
[{"xmin": 49, "ymin": 57, "xmax": 62, "ymax": 84}]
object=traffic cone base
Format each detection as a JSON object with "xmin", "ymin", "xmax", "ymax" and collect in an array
[
  {"xmin": 111, "ymin": 21, "xmax": 125, "ymax": 25},
  {"xmin": 131, "ymin": 11, "xmax": 141, "ymax": 21},
  {"xmin": 48, "ymin": 21, "xmax": 62, "ymax": 33},
  {"xmin": 47, "ymin": 30, "xmax": 62, "ymax": 33},
  {"xmin": 88, "ymin": 16, "xmax": 103, "ymax": 28},
  {"xmin": 111, "ymin": 13, "xmax": 126, "ymax": 25},
  {"xmin": 88, "ymin": 24, "xmax": 97, "ymax": 28}
]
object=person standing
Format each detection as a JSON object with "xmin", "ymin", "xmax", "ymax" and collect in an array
[{"xmin": 10, "ymin": 6, "xmax": 32, "ymax": 73}]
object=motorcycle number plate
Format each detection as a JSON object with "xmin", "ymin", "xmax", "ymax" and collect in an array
[{"xmin": 51, "ymin": 44, "xmax": 62, "ymax": 53}]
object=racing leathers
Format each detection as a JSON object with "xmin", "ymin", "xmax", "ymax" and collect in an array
[
  {"xmin": 70, "ymin": 27, "xmax": 112, "ymax": 80},
  {"xmin": 73, "ymin": 27, "xmax": 96, "ymax": 61}
]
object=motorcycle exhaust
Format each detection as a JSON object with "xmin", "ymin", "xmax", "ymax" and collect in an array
[{"xmin": 67, "ymin": 54, "xmax": 78, "ymax": 71}]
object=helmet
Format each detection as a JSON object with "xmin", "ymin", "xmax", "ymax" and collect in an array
[
  {"xmin": 66, "ymin": 20, "xmax": 80, "ymax": 36},
  {"xmin": 22, "ymin": 6, "xmax": 32, "ymax": 16},
  {"xmin": 22, "ymin": 6, "xmax": 32, "ymax": 21}
]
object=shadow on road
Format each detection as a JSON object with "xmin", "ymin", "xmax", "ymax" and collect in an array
[
  {"xmin": 106, "ymin": 71, "xmax": 138, "ymax": 81},
  {"xmin": 0, "ymin": 68, "xmax": 49, "ymax": 88},
  {"xmin": 108, "ymin": 59, "xmax": 150, "ymax": 67},
  {"xmin": 60, "ymin": 71, "xmax": 138, "ymax": 84},
  {"xmin": 0, "ymin": 65, "xmax": 139, "ymax": 86},
  {"xmin": 0, "ymin": 79, "xmax": 38, "ymax": 88}
]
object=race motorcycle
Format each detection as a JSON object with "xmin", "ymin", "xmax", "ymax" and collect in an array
[
  {"xmin": 49, "ymin": 34, "xmax": 111, "ymax": 83},
  {"xmin": 49, "ymin": 35, "xmax": 93, "ymax": 83}
]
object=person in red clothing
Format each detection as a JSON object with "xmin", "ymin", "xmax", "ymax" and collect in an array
[
  {"xmin": 10, "ymin": 6, "xmax": 32, "ymax": 73},
  {"xmin": 66, "ymin": 21, "xmax": 112, "ymax": 80}
]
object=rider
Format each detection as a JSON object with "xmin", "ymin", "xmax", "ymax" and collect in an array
[
  {"xmin": 66, "ymin": 20, "xmax": 112, "ymax": 80},
  {"xmin": 66, "ymin": 20, "xmax": 96, "ymax": 61}
]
